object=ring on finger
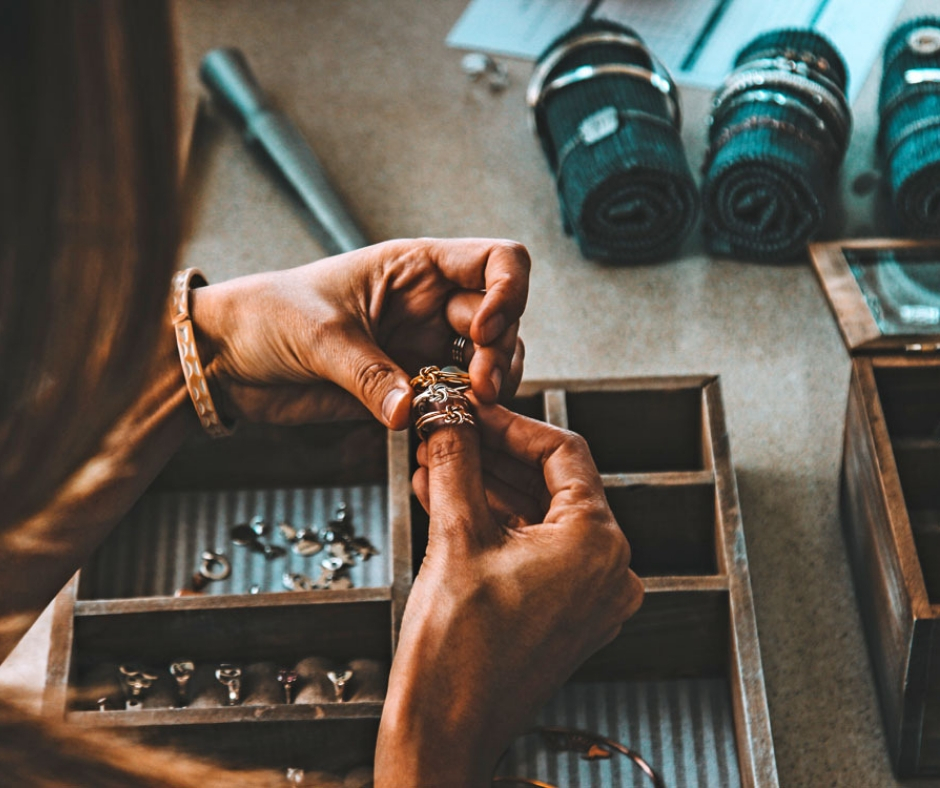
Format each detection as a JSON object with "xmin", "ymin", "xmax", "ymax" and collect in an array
[
  {"xmin": 410, "ymin": 365, "xmax": 471, "ymax": 391},
  {"xmin": 415, "ymin": 404, "xmax": 477, "ymax": 439},
  {"xmin": 411, "ymin": 383, "xmax": 471, "ymax": 418}
]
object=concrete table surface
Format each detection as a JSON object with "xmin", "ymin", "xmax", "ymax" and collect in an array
[{"xmin": 3, "ymin": 1, "xmax": 940, "ymax": 785}]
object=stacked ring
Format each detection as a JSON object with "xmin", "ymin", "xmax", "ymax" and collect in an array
[
  {"xmin": 410, "ymin": 365, "xmax": 476, "ymax": 439},
  {"xmin": 410, "ymin": 365, "xmax": 471, "ymax": 391}
]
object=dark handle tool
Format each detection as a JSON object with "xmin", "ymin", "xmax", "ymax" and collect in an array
[{"xmin": 200, "ymin": 48, "xmax": 369, "ymax": 254}]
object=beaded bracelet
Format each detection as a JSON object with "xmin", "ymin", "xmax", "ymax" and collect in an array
[{"xmin": 170, "ymin": 267, "xmax": 234, "ymax": 438}]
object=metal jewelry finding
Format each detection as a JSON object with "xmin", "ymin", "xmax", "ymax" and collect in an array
[
  {"xmin": 215, "ymin": 664, "xmax": 242, "ymax": 705},
  {"xmin": 283, "ymin": 571, "xmax": 315, "ymax": 592},
  {"xmin": 169, "ymin": 659, "xmax": 195, "ymax": 707},
  {"xmin": 461, "ymin": 52, "xmax": 509, "ymax": 92},
  {"xmin": 451, "ymin": 333, "xmax": 469, "ymax": 367},
  {"xmin": 278, "ymin": 668, "xmax": 299, "ymax": 704},
  {"xmin": 320, "ymin": 502, "xmax": 354, "ymax": 544},
  {"xmin": 291, "ymin": 529, "xmax": 324, "ymax": 556},
  {"xmin": 495, "ymin": 726, "xmax": 665, "ymax": 788},
  {"xmin": 118, "ymin": 665, "xmax": 159, "ymax": 711},
  {"xmin": 327, "ymin": 668, "xmax": 353, "ymax": 702},
  {"xmin": 199, "ymin": 550, "xmax": 231, "ymax": 582}
]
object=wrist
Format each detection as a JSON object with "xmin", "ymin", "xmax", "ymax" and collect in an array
[
  {"xmin": 375, "ymin": 700, "xmax": 496, "ymax": 788},
  {"xmin": 375, "ymin": 601, "xmax": 504, "ymax": 788}
]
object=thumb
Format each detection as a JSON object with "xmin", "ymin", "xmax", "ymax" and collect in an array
[
  {"xmin": 426, "ymin": 421, "xmax": 500, "ymax": 551},
  {"xmin": 330, "ymin": 326, "xmax": 413, "ymax": 429}
]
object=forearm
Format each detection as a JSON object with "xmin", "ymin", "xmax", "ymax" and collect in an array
[{"xmin": 0, "ymin": 316, "xmax": 200, "ymax": 659}]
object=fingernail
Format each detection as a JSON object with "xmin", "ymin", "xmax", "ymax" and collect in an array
[
  {"xmin": 490, "ymin": 367, "xmax": 502, "ymax": 396},
  {"xmin": 382, "ymin": 388, "xmax": 408, "ymax": 425},
  {"xmin": 480, "ymin": 314, "xmax": 506, "ymax": 344}
]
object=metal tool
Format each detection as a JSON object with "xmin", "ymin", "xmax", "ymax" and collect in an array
[{"xmin": 200, "ymin": 48, "xmax": 369, "ymax": 254}]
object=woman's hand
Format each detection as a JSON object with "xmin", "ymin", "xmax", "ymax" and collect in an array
[
  {"xmin": 190, "ymin": 238, "xmax": 528, "ymax": 429},
  {"xmin": 374, "ymin": 404, "xmax": 644, "ymax": 788}
]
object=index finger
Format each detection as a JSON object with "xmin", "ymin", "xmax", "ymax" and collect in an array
[
  {"xmin": 475, "ymin": 403, "xmax": 607, "ymax": 513},
  {"xmin": 425, "ymin": 424, "xmax": 501, "ymax": 550},
  {"xmin": 426, "ymin": 239, "xmax": 530, "ymax": 346}
]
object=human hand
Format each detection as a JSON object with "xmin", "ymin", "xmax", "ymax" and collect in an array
[
  {"xmin": 374, "ymin": 404, "xmax": 644, "ymax": 788},
  {"xmin": 190, "ymin": 238, "xmax": 528, "ymax": 429}
]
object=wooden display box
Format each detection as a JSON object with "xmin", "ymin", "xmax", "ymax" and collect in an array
[
  {"xmin": 44, "ymin": 377, "xmax": 778, "ymax": 786},
  {"xmin": 811, "ymin": 239, "xmax": 940, "ymax": 777}
]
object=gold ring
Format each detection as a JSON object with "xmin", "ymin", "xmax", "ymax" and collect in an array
[
  {"xmin": 410, "ymin": 365, "xmax": 471, "ymax": 391},
  {"xmin": 414, "ymin": 404, "xmax": 476, "ymax": 439}
]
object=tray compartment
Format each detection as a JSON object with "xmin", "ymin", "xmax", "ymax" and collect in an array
[
  {"xmin": 71, "ymin": 596, "xmax": 392, "ymax": 668},
  {"xmin": 565, "ymin": 388, "xmax": 704, "ymax": 473},
  {"xmin": 873, "ymin": 365, "xmax": 940, "ymax": 603},
  {"xmin": 604, "ymin": 476, "xmax": 718, "ymax": 577},
  {"xmin": 152, "ymin": 421, "xmax": 388, "ymax": 491},
  {"xmin": 501, "ymin": 585, "xmax": 740, "ymax": 787},
  {"xmin": 78, "ymin": 484, "xmax": 389, "ymax": 599},
  {"xmin": 495, "ymin": 678, "xmax": 740, "ymax": 788}
]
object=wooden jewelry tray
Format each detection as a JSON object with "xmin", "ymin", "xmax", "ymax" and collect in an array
[
  {"xmin": 44, "ymin": 376, "xmax": 778, "ymax": 786},
  {"xmin": 811, "ymin": 238, "xmax": 940, "ymax": 776}
]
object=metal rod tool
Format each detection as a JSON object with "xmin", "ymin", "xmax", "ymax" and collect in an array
[{"xmin": 200, "ymin": 48, "xmax": 369, "ymax": 253}]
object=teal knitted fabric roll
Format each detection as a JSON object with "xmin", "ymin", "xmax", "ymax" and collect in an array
[
  {"xmin": 879, "ymin": 17, "xmax": 940, "ymax": 237},
  {"xmin": 532, "ymin": 20, "xmax": 698, "ymax": 264},
  {"xmin": 702, "ymin": 29, "xmax": 850, "ymax": 262}
]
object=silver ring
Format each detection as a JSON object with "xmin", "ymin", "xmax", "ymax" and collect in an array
[
  {"xmin": 199, "ymin": 550, "xmax": 231, "ymax": 582},
  {"xmin": 535, "ymin": 64, "xmax": 678, "ymax": 129},
  {"xmin": 726, "ymin": 56, "xmax": 845, "ymax": 100},
  {"xmin": 710, "ymin": 88, "xmax": 828, "ymax": 134},
  {"xmin": 451, "ymin": 334, "xmax": 469, "ymax": 367},
  {"xmin": 527, "ymin": 31, "xmax": 680, "ymax": 139},
  {"xmin": 712, "ymin": 69, "xmax": 850, "ymax": 154}
]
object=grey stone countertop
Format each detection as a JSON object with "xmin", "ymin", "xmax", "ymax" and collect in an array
[{"xmin": 4, "ymin": 1, "xmax": 940, "ymax": 785}]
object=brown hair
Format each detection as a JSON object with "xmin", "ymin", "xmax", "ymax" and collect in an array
[
  {"xmin": 0, "ymin": 0, "xmax": 181, "ymax": 528},
  {"xmin": 0, "ymin": 3, "xmax": 285, "ymax": 785}
]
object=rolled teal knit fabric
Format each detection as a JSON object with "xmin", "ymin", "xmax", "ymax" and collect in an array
[
  {"xmin": 878, "ymin": 17, "xmax": 940, "ymax": 237},
  {"xmin": 702, "ymin": 29, "xmax": 850, "ymax": 262},
  {"xmin": 533, "ymin": 20, "xmax": 698, "ymax": 264}
]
